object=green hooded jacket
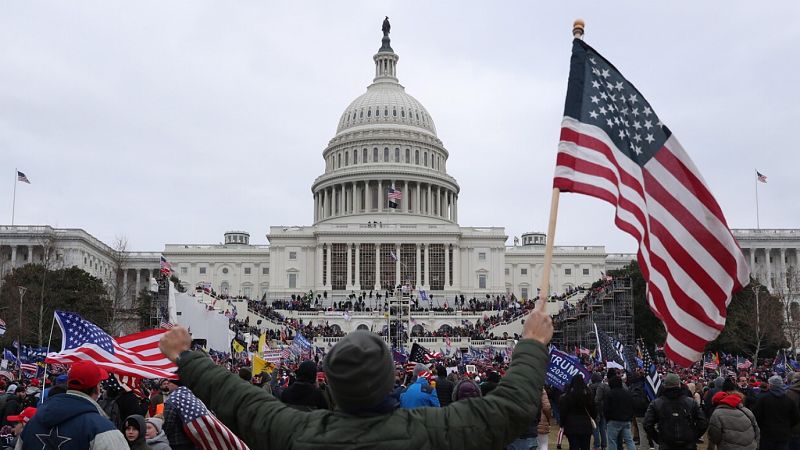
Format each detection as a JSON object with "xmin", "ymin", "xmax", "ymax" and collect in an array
[{"xmin": 177, "ymin": 339, "xmax": 548, "ymax": 450}]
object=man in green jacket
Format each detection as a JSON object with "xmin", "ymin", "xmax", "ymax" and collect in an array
[{"xmin": 158, "ymin": 300, "xmax": 553, "ymax": 449}]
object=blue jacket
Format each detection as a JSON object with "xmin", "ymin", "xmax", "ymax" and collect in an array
[
  {"xmin": 399, "ymin": 378, "xmax": 440, "ymax": 409},
  {"xmin": 18, "ymin": 390, "xmax": 128, "ymax": 449}
]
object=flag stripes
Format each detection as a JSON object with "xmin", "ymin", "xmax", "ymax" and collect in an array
[{"xmin": 554, "ymin": 40, "xmax": 749, "ymax": 366}]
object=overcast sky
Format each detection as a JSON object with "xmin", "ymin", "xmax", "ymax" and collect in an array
[{"xmin": 2, "ymin": 2, "xmax": 798, "ymax": 253}]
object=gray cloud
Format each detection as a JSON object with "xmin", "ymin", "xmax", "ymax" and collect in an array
[{"xmin": 2, "ymin": 2, "xmax": 798, "ymax": 252}]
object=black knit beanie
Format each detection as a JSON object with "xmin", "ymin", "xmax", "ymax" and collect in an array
[{"xmin": 323, "ymin": 330, "xmax": 394, "ymax": 411}]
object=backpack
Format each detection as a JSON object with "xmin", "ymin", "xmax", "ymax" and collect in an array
[
  {"xmin": 656, "ymin": 397, "xmax": 696, "ymax": 447},
  {"xmin": 98, "ymin": 395, "xmax": 121, "ymax": 430},
  {"xmin": 630, "ymin": 382, "xmax": 648, "ymax": 412}
]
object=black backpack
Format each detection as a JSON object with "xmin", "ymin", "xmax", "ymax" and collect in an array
[
  {"xmin": 656, "ymin": 397, "xmax": 696, "ymax": 447},
  {"xmin": 630, "ymin": 382, "xmax": 648, "ymax": 412}
]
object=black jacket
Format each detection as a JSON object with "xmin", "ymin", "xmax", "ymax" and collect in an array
[
  {"xmin": 752, "ymin": 388, "xmax": 800, "ymax": 441},
  {"xmin": 280, "ymin": 381, "xmax": 329, "ymax": 411},
  {"xmin": 644, "ymin": 387, "xmax": 708, "ymax": 450},
  {"xmin": 2, "ymin": 395, "xmax": 23, "ymax": 427},
  {"xmin": 435, "ymin": 376, "xmax": 454, "ymax": 407},
  {"xmin": 560, "ymin": 387, "xmax": 596, "ymax": 435},
  {"xmin": 604, "ymin": 385, "xmax": 634, "ymax": 422}
]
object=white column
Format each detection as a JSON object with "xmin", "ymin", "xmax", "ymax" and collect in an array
[
  {"xmin": 395, "ymin": 243, "xmax": 400, "ymax": 286},
  {"xmin": 10, "ymin": 246, "xmax": 17, "ymax": 268},
  {"xmin": 415, "ymin": 244, "xmax": 421, "ymax": 288},
  {"xmin": 454, "ymin": 195, "xmax": 458, "ymax": 222},
  {"xmin": 135, "ymin": 270, "xmax": 141, "ymax": 296},
  {"xmin": 415, "ymin": 183, "xmax": 421, "ymax": 214},
  {"xmin": 444, "ymin": 244, "xmax": 450, "ymax": 288},
  {"xmin": 355, "ymin": 244, "xmax": 361, "ymax": 289},
  {"xmin": 766, "ymin": 248, "xmax": 773, "ymax": 290},
  {"xmin": 27, "ymin": 245, "xmax": 33, "ymax": 263},
  {"xmin": 404, "ymin": 180, "xmax": 409, "ymax": 213},
  {"xmin": 351, "ymin": 182, "xmax": 356, "ymax": 214},
  {"xmin": 317, "ymin": 244, "xmax": 324, "ymax": 289},
  {"xmin": 322, "ymin": 189, "xmax": 328, "ymax": 218},
  {"xmin": 375, "ymin": 244, "xmax": 381, "ymax": 290},
  {"xmin": 366, "ymin": 181, "xmax": 372, "ymax": 212},
  {"xmin": 453, "ymin": 244, "xmax": 460, "ymax": 291},
  {"xmin": 326, "ymin": 244, "xmax": 332, "ymax": 287},
  {"xmin": 377, "ymin": 180, "xmax": 383, "ymax": 213},
  {"xmin": 427, "ymin": 184, "xmax": 432, "ymax": 215},
  {"xmin": 341, "ymin": 184, "xmax": 346, "ymax": 215},
  {"xmin": 123, "ymin": 270, "xmax": 129, "ymax": 300},
  {"xmin": 346, "ymin": 244, "xmax": 353, "ymax": 289},
  {"xmin": 424, "ymin": 244, "xmax": 430, "ymax": 288}
]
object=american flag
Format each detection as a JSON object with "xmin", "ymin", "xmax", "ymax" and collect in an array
[
  {"xmin": 594, "ymin": 324, "xmax": 627, "ymax": 370},
  {"xmin": 736, "ymin": 356, "xmax": 753, "ymax": 370},
  {"xmin": 703, "ymin": 353, "xmax": 719, "ymax": 371},
  {"xmin": 554, "ymin": 38, "xmax": 749, "ymax": 366},
  {"xmin": 756, "ymin": 171, "xmax": 767, "ymax": 183},
  {"xmin": 166, "ymin": 386, "xmax": 249, "ymax": 450},
  {"xmin": 45, "ymin": 311, "xmax": 177, "ymax": 379},
  {"xmin": 409, "ymin": 342, "xmax": 433, "ymax": 364},
  {"xmin": 20, "ymin": 363, "xmax": 38, "ymax": 373},
  {"xmin": 388, "ymin": 187, "xmax": 403, "ymax": 200},
  {"xmin": 160, "ymin": 255, "xmax": 172, "ymax": 276},
  {"xmin": 17, "ymin": 171, "xmax": 30, "ymax": 184}
]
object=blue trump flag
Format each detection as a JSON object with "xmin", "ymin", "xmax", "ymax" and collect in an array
[{"xmin": 546, "ymin": 347, "xmax": 591, "ymax": 390}]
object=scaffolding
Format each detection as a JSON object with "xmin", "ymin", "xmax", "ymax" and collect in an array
[
  {"xmin": 551, "ymin": 277, "xmax": 634, "ymax": 352},
  {"xmin": 149, "ymin": 275, "xmax": 170, "ymax": 329}
]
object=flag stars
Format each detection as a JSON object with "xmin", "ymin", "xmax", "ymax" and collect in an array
[
  {"xmin": 589, "ymin": 110, "xmax": 599, "ymax": 119},
  {"xmin": 606, "ymin": 119, "xmax": 615, "ymax": 128},
  {"xmin": 600, "ymin": 92, "xmax": 608, "ymax": 100},
  {"xmin": 632, "ymin": 146, "xmax": 643, "ymax": 155},
  {"xmin": 606, "ymin": 81, "xmax": 615, "ymax": 90},
  {"xmin": 644, "ymin": 120, "xmax": 653, "ymax": 130},
  {"xmin": 629, "ymin": 94, "xmax": 638, "ymax": 103},
  {"xmin": 633, "ymin": 134, "xmax": 642, "ymax": 142},
  {"xmin": 643, "ymin": 106, "xmax": 653, "ymax": 116},
  {"xmin": 631, "ymin": 108, "xmax": 640, "ymax": 117},
  {"xmin": 601, "ymin": 69, "xmax": 610, "ymax": 78},
  {"xmin": 618, "ymin": 130, "xmax": 626, "ymax": 139},
  {"xmin": 645, "ymin": 134, "xmax": 655, "ymax": 144},
  {"xmin": 599, "ymin": 106, "xmax": 607, "ymax": 115},
  {"xmin": 590, "ymin": 95, "xmax": 600, "ymax": 104},
  {"xmin": 592, "ymin": 67, "xmax": 601, "ymax": 76},
  {"xmin": 614, "ymin": 81, "xmax": 624, "ymax": 91},
  {"xmin": 589, "ymin": 57, "xmax": 597, "ymax": 65},
  {"xmin": 591, "ymin": 80, "xmax": 601, "ymax": 89}
]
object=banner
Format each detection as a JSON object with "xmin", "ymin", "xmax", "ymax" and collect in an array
[{"xmin": 546, "ymin": 348, "xmax": 591, "ymax": 391}]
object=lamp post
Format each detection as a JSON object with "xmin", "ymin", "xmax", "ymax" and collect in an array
[{"xmin": 17, "ymin": 285, "xmax": 27, "ymax": 380}]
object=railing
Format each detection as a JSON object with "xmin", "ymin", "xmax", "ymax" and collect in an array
[
  {"xmin": 311, "ymin": 335, "xmax": 514, "ymax": 348},
  {"xmin": 732, "ymin": 229, "xmax": 800, "ymax": 237}
]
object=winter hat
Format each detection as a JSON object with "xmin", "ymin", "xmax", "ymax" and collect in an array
[
  {"xmin": 323, "ymin": 330, "xmax": 394, "ymax": 412},
  {"xmin": 487, "ymin": 371, "xmax": 500, "ymax": 383},
  {"xmin": 769, "ymin": 375, "xmax": 785, "ymax": 390},
  {"xmin": 714, "ymin": 376, "xmax": 725, "ymax": 389},
  {"xmin": 453, "ymin": 379, "xmax": 482, "ymax": 401},
  {"xmin": 663, "ymin": 373, "xmax": 681, "ymax": 389},
  {"xmin": 295, "ymin": 361, "xmax": 317, "ymax": 383},
  {"xmin": 146, "ymin": 417, "xmax": 164, "ymax": 434}
]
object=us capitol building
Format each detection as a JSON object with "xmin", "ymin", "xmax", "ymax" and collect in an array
[{"xmin": 2, "ymin": 24, "xmax": 799, "ymax": 308}]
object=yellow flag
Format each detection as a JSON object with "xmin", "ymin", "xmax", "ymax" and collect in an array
[
  {"xmin": 258, "ymin": 332, "xmax": 266, "ymax": 354},
  {"xmin": 231, "ymin": 339, "xmax": 244, "ymax": 354},
  {"xmin": 253, "ymin": 354, "xmax": 276, "ymax": 375}
]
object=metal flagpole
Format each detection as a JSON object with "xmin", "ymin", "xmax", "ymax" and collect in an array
[
  {"xmin": 40, "ymin": 315, "xmax": 56, "ymax": 400},
  {"xmin": 11, "ymin": 168, "xmax": 17, "ymax": 226},
  {"xmin": 755, "ymin": 170, "xmax": 760, "ymax": 229}
]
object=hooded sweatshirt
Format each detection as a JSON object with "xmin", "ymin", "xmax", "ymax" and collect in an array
[
  {"xmin": 708, "ymin": 392, "xmax": 759, "ymax": 450},
  {"xmin": 124, "ymin": 414, "xmax": 149, "ymax": 450},
  {"xmin": 18, "ymin": 390, "xmax": 129, "ymax": 449}
]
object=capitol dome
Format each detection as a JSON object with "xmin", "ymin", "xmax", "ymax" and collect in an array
[
  {"xmin": 335, "ymin": 82, "xmax": 437, "ymax": 136},
  {"xmin": 311, "ymin": 20, "xmax": 459, "ymax": 226}
]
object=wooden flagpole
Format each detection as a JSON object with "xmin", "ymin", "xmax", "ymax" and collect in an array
[{"xmin": 537, "ymin": 20, "xmax": 584, "ymax": 307}]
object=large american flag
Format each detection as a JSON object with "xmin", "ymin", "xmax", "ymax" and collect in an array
[
  {"xmin": 167, "ymin": 386, "xmax": 249, "ymax": 450},
  {"xmin": 554, "ymin": 39, "xmax": 749, "ymax": 366},
  {"xmin": 45, "ymin": 311, "xmax": 177, "ymax": 379}
]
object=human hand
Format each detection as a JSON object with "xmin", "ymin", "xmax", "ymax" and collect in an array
[
  {"xmin": 159, "ymin": 327, "xmax": 192, "ymax": 363},
  {"xmin": 522, "ymin": 295, "xmax": 553, "ymax": 345}
]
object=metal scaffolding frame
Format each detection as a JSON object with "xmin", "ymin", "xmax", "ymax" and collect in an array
[{"xmin": 551, "ymin": 278, "xmax": 634, "ymax": 352}]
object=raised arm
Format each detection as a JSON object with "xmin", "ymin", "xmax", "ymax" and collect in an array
[{"xmin": 160, "ymin": 328, "xmax": 305, "ymax": 449}]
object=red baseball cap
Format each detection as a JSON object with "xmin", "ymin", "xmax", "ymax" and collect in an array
[
  {"xmin": 7, "ymin": 407, "xmax": 36, "ymax": 424},
  {"xmin": 68, "ymin": 361, "xmax": 109, "ymax": 390}
]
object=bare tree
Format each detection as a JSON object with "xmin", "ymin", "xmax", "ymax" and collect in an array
[
  {"xmin": 105, "ymin": 236, "xmax": 134, "ymax": 336},
  {"xmin": 723, "ymin": 280, "xmax": 785, "ymax": 361},
  {"xmin": 775, "ymin": 266, "xmax": 800, "ymax": 357},
  {"xmin": 35, "ymin": 230, "xmax": 63, "ymax": 346}
]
